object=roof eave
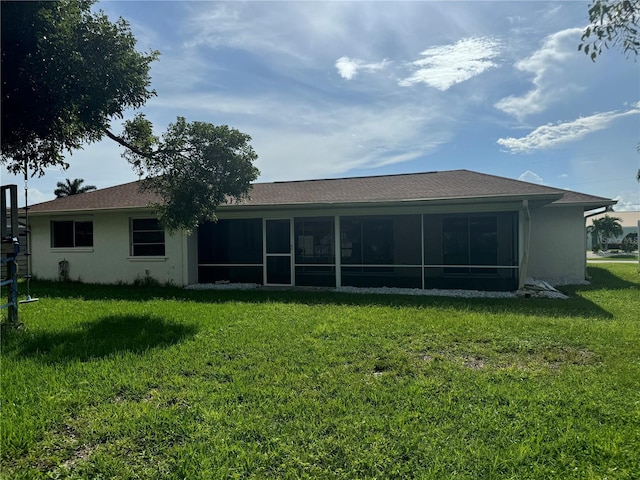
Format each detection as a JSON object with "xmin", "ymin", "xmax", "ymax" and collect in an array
[
  {"xmin": 548, "ymin": 199, "xmax": 617, "ymax": 210},
  {"xmin": 221, "ymin": 192, "xmax": 565, "ymax": 211},
  {"xmin": 28, "ymin": 205, "xmax": 155, "ymax": 216}
]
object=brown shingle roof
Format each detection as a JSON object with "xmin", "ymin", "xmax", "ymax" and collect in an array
[
  {"xmin": 29, "ymin": 181, "xmax": 161, "ymax": 213},
  {"xmin": 28, "ymin": 169, "xmax": 614, "ymax": 214}
]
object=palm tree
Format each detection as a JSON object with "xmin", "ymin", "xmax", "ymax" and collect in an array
[
  {"xmin": 591, "ymin": 215, "xmax": 623, "ymax": 251},
  {"xmin": 54, "ymin": 178, "xmax": 97, "ymax": 198}
]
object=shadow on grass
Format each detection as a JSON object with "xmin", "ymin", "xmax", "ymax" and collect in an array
[
  {"xmin": 10, "ymin": 314, "xmax": 198, "ymax": 363},
  {"xmin": 581, "ymin": 264, "xmax": 639, "ymax": 291},
  {"xmin": 21, "ymin": 265, "xmax": 638, "ymax": 321}
]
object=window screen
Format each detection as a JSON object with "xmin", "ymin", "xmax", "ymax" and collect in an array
[
  {"xmin": 51, "ymin": 220, "xmax": 93, "ymax": 248},
  {"xmin": 131, "ymin": 218, "xmax": 165, "ymax": 256}
]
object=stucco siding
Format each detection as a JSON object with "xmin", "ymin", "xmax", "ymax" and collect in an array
[
  {"xmin": 526, "ymin": 206, "xmax": 586, "ymax": 284},
  {"xmin": 28, "ymin": 201, "xmax": 592, "ymax": 289},
  {"xmin": 30, "ymin": 211, "xmax": 186, "ymax": 285}
]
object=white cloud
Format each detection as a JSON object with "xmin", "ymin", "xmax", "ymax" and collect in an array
[
  {"xmin": 0, "ymin": 166, "xmax": 57, "ymax": 207},
  {"xmin": 399, "ymin": 37, "xmax": 502, "ymax": 90},
  {"xmin": 497, "ymin": 105, "xmax": 640, "ymax": 154},
  {"xmin": 250, "ymin": 103, "xmax": 453, "ymax": 181},
  {"xmin": 518, "ymin": 170, "xmax": 545, "ymax": 184},
  {"xmin": 335, "ymin": 57, "xmax": 388, "ymax": 80},
  {"xmin": 612, "ymin": 191, "xmax": 640, "ymax": 212},
  {"xmin": 495, "ymin": 28, "xmax": 583, "ymax": 119},
  {"xmin": 147, "ymin": 87, "xmax": 458, "ymax": 181},
  {"xmin": 183, "ymin": 2, "xmax": 374, "ymax": 67},
  {"xmin": 25, "ymin": 188, "xmax": 55, "ymax": 207}
]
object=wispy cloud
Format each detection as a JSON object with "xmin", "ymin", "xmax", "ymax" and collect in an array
[
  {"xmin": 612, "ymin": 192, "xmax": 640, "ymax": 212},
  {"xmin": 399, "ymin": 37, "xmax": 502, "ymax": 90},
  {"xmin": 495, "ymin": 27, "xmax": 583, "ymax": 120},
  {"xmin": 335, "ymin": 57, "xmax": 388, "ymax": 80},
  {"xmin": 518, "ymin": 170, "xmax": 545, "ymax": 184},
  {"xmin": 183, "ymin": 2, "xmax": 376, "ymax": 67},
  {"xmin": 497, "ymin": 104, "xmax": 640, "ymax": 153},
  {"xmin": 150, "ymin": 90, "xmax": 456, "ymax": 181},
  {"xmin": 251, "ymin": 104, "xmax": 453, "ymax": 180}
]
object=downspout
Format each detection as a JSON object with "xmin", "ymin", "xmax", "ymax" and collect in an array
[{"xmin": 518, "ymin": 199, "xmax": 531, "ymax": 289}]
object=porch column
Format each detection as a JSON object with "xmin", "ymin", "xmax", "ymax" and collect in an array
[
  {"xmin": 519, "ymin": 199, "xmax": 531, "ymax": 289},
  {"xmin": 334, "ymin": 215, "xmax": 341, "ymax": 287}
]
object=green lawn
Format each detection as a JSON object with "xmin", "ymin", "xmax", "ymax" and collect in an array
[
  {"xmin": 587, "ymin": 255, "xmax": 638, "ymax": 261},
  {"xmin": 2, "ymin": 264, "xmax": 639, "ymax": 479}
]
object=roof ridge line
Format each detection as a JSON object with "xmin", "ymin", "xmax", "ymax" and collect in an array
[{"xmin": 267, "ymin": 170, "xmax": 451, "ymax": 185}]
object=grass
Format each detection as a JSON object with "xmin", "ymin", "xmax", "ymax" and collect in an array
[
  {"xmin": 587, "ymin": 255, "xmax": 638, "ymax": 261},
  {"xmin": 1, "ymin": 264, "xmax": 639, "ymax": 479}
]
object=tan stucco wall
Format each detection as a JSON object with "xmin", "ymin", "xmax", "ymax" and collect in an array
[
  {"xmin": 29, "ymin": 211, "xmax": 191, "ymax": 286},
  {"xmin": 526, "ymin": 205, "xmax": 586, "ymax": 284}
]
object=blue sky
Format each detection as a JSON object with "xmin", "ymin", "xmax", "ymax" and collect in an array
[{"xmin": 3, "ymin": 1, "xmax": 639, "ymax": 211}]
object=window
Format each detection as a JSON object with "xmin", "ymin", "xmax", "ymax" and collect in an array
[
  {"xmin": 423, "ymin": 212, "xmax": 518, "ymax": 291},
  {"xmin": 442, "ymin": 216, "xmax": 498, "ymax": 274},
  {"xmin": 294, "ymin": 217, "xmax": 334, "ymax": 264},
  {"xmin": 198, "ymin": 219, "xmax": 262, "ymax": 264},
  {"xmin": 197, "ymin": 219, "xmax": 263, "ymax": 284},
  {"xmin": 131, "ymin": 218, "xmax": 165, "ymax": 256},
  {"xmin": 51, "ymin": 220, "xmax": 93, "ymax": 247},
  {"xmin": 341, "ymin": 217, "xmax": 396, "ymax": 264},
  {"xmin": 340, "ymin": 215, "xmax": 421, "ymax": 265},
  {"xmin": 339, "ymin": 215, "xmax": 422, "ymax": 288}
]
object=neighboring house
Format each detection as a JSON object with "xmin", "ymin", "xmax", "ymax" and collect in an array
[
  {"xmin": 24, "ymin": 170, "xmax": 614, "ymax": 291},
  {"xmin": 2, "ymin": 185, "xmax": 28, "ymax": 280},
  {"xmin": 1, "ymin": 218, "xmax": 27, "ymax": 280},
  {"xmin": 586, "ymin": 211, "xmax": 640, "ymax": 250}
]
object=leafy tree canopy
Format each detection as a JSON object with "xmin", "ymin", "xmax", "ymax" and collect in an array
[
  {"xmin": 54, "ymin": 178, "xmax": 97, "ymax": 198},
  {"xmin": 590, "ymin": 215, "xmax": 624, "ymax": 250},
  {"xmin": 579, "ymin": 0, "xmax": 640, "ymax": 60},
  {"xmin": 122, "ymin": 115, "xmax": 259, "ymax": 233},
  {"xmin": 1, "ymin": 0, "xmax": 260, "ymax": 231},
  {"xmin": 1, "ymin": 0, "xmax": 158, "ymax": 176}
]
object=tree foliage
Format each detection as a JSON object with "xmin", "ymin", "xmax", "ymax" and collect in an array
[
  {"xmin": 579, "ymin": 0, "xmax": 640, "ymax": 60},
  {"xmin": 590, "ymin": 215, "xmax": 624, "ymax": 250},
  {"xmin": 637, "ymin": 143, "xmax": 640, "ymax": 182},
  {"xmin": 122, "ymin": 116, "xmax": 259, "ymax": 233},
  {"xmin": 1, "ymin": 0, "xmax": 260, "ymax": 231},
  {"xmin": 621, "ymin": 232, "xmax": 638, "ymax": 252},
  {"xmin": 1, "ymin": 0, "xmax": 158, "ymax": 176},
  {"xmin": 54, "ymin": 178, "xmax": 97, "ymax": 198}
]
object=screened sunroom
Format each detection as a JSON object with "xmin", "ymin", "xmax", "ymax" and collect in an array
[
  {"xmin": 197, "ymin": 211, "xmax": 519, "ymax": 291},
  {"xmin": 26, "ymin": 169, "xmax": 614, "ymax": 287}
]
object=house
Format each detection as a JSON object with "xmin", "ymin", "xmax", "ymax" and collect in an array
[
  {"xmin": 1, "ymin": 185, "xmax": 28, "ymax": 282},
  {"xmin": 586, "ymin": 211, "xmax": 640, "ymax": 250},
  {"xmin": 24, "ymin": 170, "xmax": 615, "ymax": 291}
]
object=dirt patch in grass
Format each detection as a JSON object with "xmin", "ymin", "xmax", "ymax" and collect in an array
[
  {"xmin": 424, "ymin": 345, "xmax": 600, "ymax": 371},
  {"xmin": 60, "ymin": 443, "xmax": 98, "ymax": 470},
  {"xmin": 462, "ymin": 356, "xmax": 486, "ymax": 370}
]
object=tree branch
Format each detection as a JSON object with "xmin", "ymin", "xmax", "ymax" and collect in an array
[
  {"xmin": 103, "ymin": 127, "xmax": 194, "ymax": 162},
  {"xmin": 103, "ymin": 127, "xmax": 154, "ymax": 159}
]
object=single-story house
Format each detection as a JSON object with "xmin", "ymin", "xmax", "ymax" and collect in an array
[{"xmin": 24, "ymin": 169, "xmax": 615, "ymax": 291}]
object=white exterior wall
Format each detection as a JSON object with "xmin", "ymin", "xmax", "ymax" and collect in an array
[
  {"xmin": 28, "ymin": 200, "xmax": 591, "ymax": 289},
  {"xmin": 526, "ymin": 205, "xmax": 586, "ymax": 284},
  {"xmin": 29, "ymin": 210, "xmax": 191, "ymax": 286}
]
